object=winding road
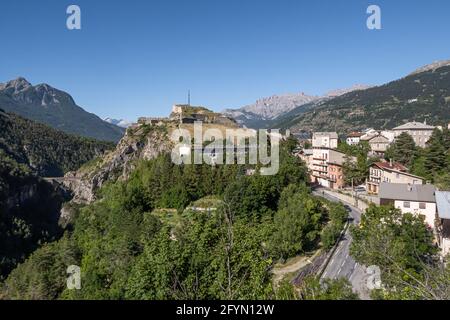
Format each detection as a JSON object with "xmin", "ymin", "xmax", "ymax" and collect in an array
[{"xmin": 313, "ymin": 188, "xmax": 371, "ymax": 299}]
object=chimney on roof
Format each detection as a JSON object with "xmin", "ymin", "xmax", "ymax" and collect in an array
[{"xmin": 390, "ymin": 159, "xmax": 393, "ymax": 167}]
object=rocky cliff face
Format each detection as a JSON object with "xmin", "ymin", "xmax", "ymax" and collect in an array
[{"xmin": 64, "ymin": 123, "xmax": 173, "ymax": 203}]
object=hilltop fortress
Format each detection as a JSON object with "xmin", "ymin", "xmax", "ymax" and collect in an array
[{"xmin": 135, "ymin": 104, "xmax": 238, "ymax": 127}]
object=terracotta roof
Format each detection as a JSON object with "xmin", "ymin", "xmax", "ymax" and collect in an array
[{"xmin": 373, "ymin": 161, "xmax": 407, "ymax": 171}]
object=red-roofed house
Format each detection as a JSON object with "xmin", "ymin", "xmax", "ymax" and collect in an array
[{"xmin": 366, "ymin": 161, "xmax": 424, "ymax": 194}]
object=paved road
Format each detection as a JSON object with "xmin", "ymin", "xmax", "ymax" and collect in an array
[{"xmin": 313, "ymin": 188, "xmax": 371, "ymax": 299}]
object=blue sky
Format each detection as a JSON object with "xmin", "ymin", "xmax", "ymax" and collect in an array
[{"xmin": 0, "ymin": 0, "xmax": 449, "ymax": 121}]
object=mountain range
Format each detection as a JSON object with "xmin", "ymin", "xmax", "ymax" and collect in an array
[
  {"xmin": 224, "ymin": 61, "xmax": 450, "ymax": 132},
  {"xmin": 0, "ymin": 78, "xmax": 125, "ymax": 142},
  {"xmin": 104, "ymin": 117, "xmax": 133, "ymax": 128},
  {"xmin": 223, "ymin": 85, "xmax": 370, "ymax": 128}
]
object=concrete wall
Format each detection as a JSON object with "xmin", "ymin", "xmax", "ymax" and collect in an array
[{"xmin": 322, "ymin": 189, "xmax": 369, "ymax": 212}]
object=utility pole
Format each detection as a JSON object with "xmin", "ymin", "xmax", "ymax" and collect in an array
[{"xmin": 188, "ymin": 90, "xmax": 191, "ymax": 106}]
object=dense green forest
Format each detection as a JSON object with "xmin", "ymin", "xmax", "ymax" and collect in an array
[
  {"xmin": 0, "ymin": 109, "xmax": 115, "ymax": 283},
  {"xmin": 0, "ymin": 152, "xmax": 67, "ymax": 280},
  {"xmin": 0, "ymin": 109, "xmax": 114, "ymax": 177},
  {"xmin": 0, "ymin": 137, "xmax": 352, "ymax": 300}
]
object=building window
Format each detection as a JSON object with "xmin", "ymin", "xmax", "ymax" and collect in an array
[
  {"xmin": 419, "ymin": 202, "xmax": 426, "ymax": 210},
  {"xmin": 404, "ymin": 201, "xmax": 410, "ymax": 208}
]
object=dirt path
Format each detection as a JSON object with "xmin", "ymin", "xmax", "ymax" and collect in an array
[{"xmin": 272, "ymin": 250, "xmax": 321, "ymax": 287}]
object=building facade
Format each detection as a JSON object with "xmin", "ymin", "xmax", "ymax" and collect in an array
[
  {"xmin": 368, "ymin": 135, "xmax": 391, "ymax": 157},
  {"xmin": 346, "ymin": 132, "xmax": 363, "ymax": 146},
  {"xmin": 392, "ymin": 121, "xmax": 435, "ymax": 148},
  {"xmin": 367, "ymin": 162, "xmax": 423, "ymax": 194},
  {"xmin": 312, "ymin": 132, "xmax": 338, "ymax": 149},
  {"xmin": 311, "ymin": 149, "xmax": 352, "ymax": 190},
  {"xmin": 379, "ymin": 183, "xmax": 437, "ymax": 228}
]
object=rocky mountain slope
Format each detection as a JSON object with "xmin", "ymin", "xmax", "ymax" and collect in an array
[
  {"xmin": 63, "ymin": 107, "xmax": 249, "ymax": 204},
  {"xmin": 223, "ymin": 85, "xmax": 370, "ymax": 128},
  {"xmin": 273, "ymin": 63, "xmax": 450, "ymax": 132},
  {"xmin": 0, "ymin": 78, "xmax": 125, "ymax": 142},
  {"xmin": 64, "ymin": 122, "xmax": 173, "ymax": 203}
]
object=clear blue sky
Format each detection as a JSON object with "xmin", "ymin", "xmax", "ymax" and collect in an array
[{"xmin": 0, "ymin": 0, "xmax": 449, "ymax": 121}]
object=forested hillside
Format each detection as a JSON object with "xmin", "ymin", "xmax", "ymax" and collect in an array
[
  {"xmin": 274, "ymin": 65, "xmax": 450, "ymax": 132},
  {"xmin": 0, "ymin": 152, "xmax": 68, "ymax": 280},
  {"xmin": 0, "ymin": 138, "xmax": 352, "ymax": 299},
  {"xmin": 0, "ymin": 109, "xmax": 114, "ymax": 177}
]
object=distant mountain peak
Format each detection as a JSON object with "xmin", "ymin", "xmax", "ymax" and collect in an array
[
  {"xmin": 223, "ymin": 84, "xmax": 371, "ymax": 127},
  {"xmin": 0, "ymin": 77, "xmax": 125, "ymax": 142},
  {"xmin": 410, "ymin": 60, "xmax": 450, "ymax": 75},
  {"xmin": 104, "ymin": 117, "xmax": 132, "ymax": 128},
  {"xmin": 324, "ymin": 84, "xmax": 372, "ymax": 98},
  {"xmin": 0, "ymin": 77, "xmax": 32, "ymax": 92}
]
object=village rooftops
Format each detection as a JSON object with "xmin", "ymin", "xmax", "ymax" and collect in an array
[
  {"xmin": 436, "ymin": 191, "xmax": 450, "ymax": 219},
  {"xmin": 379, "ymin": 183, "xmax": 436, "ymax": 203},
  {"xmin": 393, "ymin": 121, "xmax": 436, "ymax": 131}
]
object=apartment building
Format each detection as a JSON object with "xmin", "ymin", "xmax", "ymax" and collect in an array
[
  {"xmin": 311, "ymin": 149, "xmax": 353, "ymax": 190},
  {"xmin": 368, "ymin": 135, "xmax": 390, "ymax": 157},
  {"xmin": 312, "ymin": 132, "xmax": 338, "ymax": 149},
  {"xmin": 392, "ymin": 121, "xmax": 435, "ymax": 148},
  {"xmin": 367, "ymin": 161, "xmax": 423, "ymax": 194}
]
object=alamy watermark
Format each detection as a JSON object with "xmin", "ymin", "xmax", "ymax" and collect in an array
[
  {"xmin": 367, "ymin": 5, "xmax": 382, "ymax": 30},
  {"xmin": 170, "ymin": 122, "xmax": 281, "ymax": 176},
  {"xmin": 66, "ymin": 5, "xmax": 81, "ymax": 30}
]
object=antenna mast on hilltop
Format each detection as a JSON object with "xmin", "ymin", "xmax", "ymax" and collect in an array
[{"xmin": 188, "ymin": 90, "xmax": 191, "ymax": 106}]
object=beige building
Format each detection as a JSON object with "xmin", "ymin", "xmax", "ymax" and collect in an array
[
  {"xmin": 392, "ymin": 121, "xmax": 435, "ymax": 148},
  {"xmin": 312, "ymin": 132, "xmax": 338, "ymax": 149},
  {"xmin": 368, "ymin": 135, "xmax": 391, "ymax": 157},
  {"xmin": 346, "ymin": 132, "xmax": 363, "ymax": 146},
  {"xmin": 367, "ymin": 162, "xmax": 423, "ymax": 194}
]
